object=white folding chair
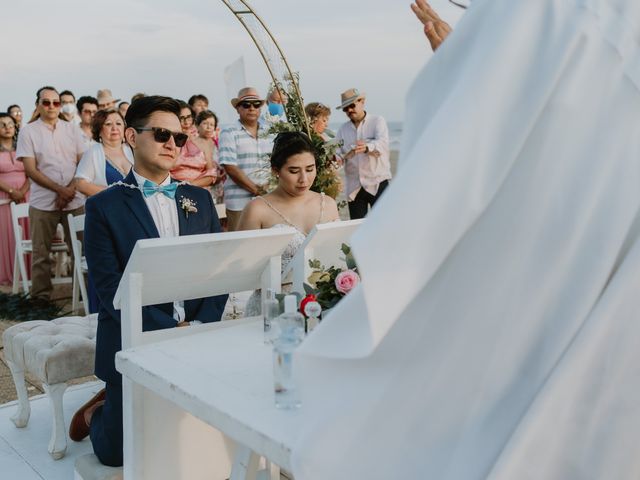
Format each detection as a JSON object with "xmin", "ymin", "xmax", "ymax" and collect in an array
[
  {"xmin": 11, "ymin": 202, "xmax": 69, "ymax": 294},
  {"xmin": 67, "ymin": 213, "xmax": 88, "ymax": 314},
  {"xmin": 215, "ymin": 202, "xmax": 227, "ymax": 219}
]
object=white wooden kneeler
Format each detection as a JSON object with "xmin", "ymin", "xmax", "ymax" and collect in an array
[
  {"xmin": 283, "ymin": 219, "xmax": 364, "ymax": 294},
  {"xmin": 105, "ymin": 228, "xmax": 295, "ymax": 479}
]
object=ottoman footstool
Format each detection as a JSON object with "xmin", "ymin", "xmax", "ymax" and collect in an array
[{"xmin": 2, "ymin": 314, "xmax": 98, "ymax": 459}]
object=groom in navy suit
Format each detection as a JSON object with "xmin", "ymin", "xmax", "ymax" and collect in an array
[{"xmin": 68, "ymin": 96, "xmax": 228, "ymax": 467}]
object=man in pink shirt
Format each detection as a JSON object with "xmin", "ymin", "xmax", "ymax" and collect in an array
[{"xmin": 16, "ymin": 86, "xmax": 86, "ymax": 299}]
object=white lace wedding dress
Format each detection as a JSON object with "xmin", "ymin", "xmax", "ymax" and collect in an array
[{"xmin": 244, "ymin": 193, "xmax": 325, "ymax": 317}]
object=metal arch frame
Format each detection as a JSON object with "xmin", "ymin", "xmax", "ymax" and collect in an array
[{"xmin": 220, "ymin": 0, "xmax": 311, "ymax": 137}]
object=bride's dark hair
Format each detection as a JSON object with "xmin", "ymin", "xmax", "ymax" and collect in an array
[{"xmin": 270, "ymin": 131, "xmax": 317, "ymax": 171}]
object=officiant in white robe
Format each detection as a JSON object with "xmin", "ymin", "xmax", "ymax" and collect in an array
[{"xmin": 291, "ymin": 0, "xmax": 640, "ymax": 478}]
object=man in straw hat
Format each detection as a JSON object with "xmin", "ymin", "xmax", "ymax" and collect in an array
[
  {"xmin": 96, "ymin": 88, "xmax": 120, "ymax": 111},
  {"xmin": 335, "ymin": 87, "xmax": 391, "ymax": 219},
  {"xmin": 219, "ymin": 86, "xmax": 274, "ymax": 230}
]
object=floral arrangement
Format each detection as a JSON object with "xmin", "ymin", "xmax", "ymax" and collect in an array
[
  {"xmin": 304, "ymin": 243, "xmax": 360, "ymax": 310},
  {"xmin": 179, "ymin": 196, "xmax": 198, "ymax": 218},
  {"xmin": 264, "ymin": 74, "xmax": 343, "ymax": 199}
]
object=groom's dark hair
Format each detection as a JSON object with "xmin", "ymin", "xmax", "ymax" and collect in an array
[{"xmin": 125, "ymin": 95, "xmax": 181, "ymax": 129}]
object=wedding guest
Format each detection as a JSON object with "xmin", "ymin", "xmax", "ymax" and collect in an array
[
  {"xmin": 177, "ymin": 101, "xmax": 197, "ymax": 137},
  {"xmin": 60, "ymin": 90, "xmax": 80, "ymax": 123},
  {"xmin": 335, "ymin": 88, "xmax": 391, "ymax": 219},
  {"xmin": 77, "ymin": 96, "xmax": 99, "ymax": 147},
  {"xmin": 68, "ymin": 95, "xmax": 227, "ymax": 467},
  {"xmin": 192, "ymin": 110, "xmax": 218, "ymax": 165},
  {"xmin": 16, "ymin": 85, "xmax": 85, "ymax": 299},
  {"xmin": 7, "ymin": 104, "xmax": 23, "ymax": 129},
  {"xmin": 239, "ymin": 131, "xmax": 339, "ymax": 314},
  {"xmin": 194, "ymin": 110, "xmax": 225, "ymax": 201},
  {"xmin": 188, "ymin": 94, "xmax": 209, "ymax": 114},
  {"xmin": 117, "ymin": 101, "xmax": 129, "ymax": 118},
  {"xmin": 305, "ymin": 102, "xmax": 333, "ymax": 140},
  {"xmin": 75, "ymin": 109, "xmax": 133, "ymax": 196},
  {"xmin": 220, "ymin": 87, "xmax": 273, "ymax": 230},
  {"xmin": 0, "ymin": 113, "xmax": 29, "ymax": 285},
  {"xmin": 96, "ymin": 88, "xmax": 119, "ymax": 111},
  {"xmin": 262, "ymin": 87, "xmax": 287, "ymax": 124},
  {"xmin": 170, "ymin": 104, "xmax": 216, "ymax": 187}
]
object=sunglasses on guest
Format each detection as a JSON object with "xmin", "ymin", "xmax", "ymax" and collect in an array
[
  {"xmin": 40, "ymin": 99, "xmax": 61, "ymax": 108},
  {"xmin": 133, "ymin": 127, "xmax": 188, "ymax": 147},
  {"xmin": 238, "ymin": 101, "xmax": 264, "ymax": 109},
  {"xmin": 342, "ymin": 99, "xmax": 362, "ymax": 112}
]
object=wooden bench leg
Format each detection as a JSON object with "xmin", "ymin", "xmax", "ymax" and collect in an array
[
  {"xmin": 230, "ymin": 445, "xmax": 260, "ymax": 480},
  {"xmin": 6, "ymin": 359, "xmax": 31, "ymax": 428},
  {"xmin": 43, "ymin": 382, "xmax": 68, "ymax": 460}
]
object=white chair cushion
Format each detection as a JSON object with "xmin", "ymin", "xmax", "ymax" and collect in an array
[{"xmin": 2, "ymin": 314, "xmax": 98, "ymax": 385}]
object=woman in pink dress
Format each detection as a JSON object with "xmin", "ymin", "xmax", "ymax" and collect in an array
[
  {"xmin": 0, "ymin": 113, "xmax": 30, "ymax": 285},
  {"xmin": 170, "ymin": 103, "xmax": 217, "ymax": 187}
]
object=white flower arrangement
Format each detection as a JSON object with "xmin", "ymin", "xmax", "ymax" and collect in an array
[{"xmin": 179, "ymin": 196, "xmax": 198, "ymax": 218}]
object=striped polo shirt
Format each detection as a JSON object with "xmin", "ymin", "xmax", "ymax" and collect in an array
[{"xmin": 219, "ymin": 120, "xmax": 274, "ymax": 211}]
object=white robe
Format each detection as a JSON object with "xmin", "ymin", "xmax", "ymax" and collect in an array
[{"xmin": 291, "ymin": 0, "xmax": 640, "ymax": 478}]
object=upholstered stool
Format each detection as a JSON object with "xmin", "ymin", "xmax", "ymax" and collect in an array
[
  {"xmin": 74, "ymin": 453, "xmax": 123, "ymax": 480},
  {"xmin": 2, "ymin": 314, "xmax": 98, "ymax": 459}
]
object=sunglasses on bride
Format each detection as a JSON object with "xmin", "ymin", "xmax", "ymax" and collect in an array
[{"xmin": 133, "ymin": 127, "xmax": 188, "ymax": 147}]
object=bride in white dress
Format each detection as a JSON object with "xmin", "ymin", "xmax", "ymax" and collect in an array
[{"xmin": 238, "ymin": 131, "xmax": 340, "ymax": 315}]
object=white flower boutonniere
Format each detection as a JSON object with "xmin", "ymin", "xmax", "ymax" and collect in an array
[{"xmin": 179, "ymin": 196, "xmax": 198, "ymax": 218}]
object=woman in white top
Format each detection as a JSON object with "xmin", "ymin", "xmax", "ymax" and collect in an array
[{"xmin": 75, "ymin": 109, "xmax": 133, "ymax": 196}]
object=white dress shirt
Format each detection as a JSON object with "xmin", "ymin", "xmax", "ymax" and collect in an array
[
  {"xmin": 132, "ymin": 169, "xmax": 185, "ymax": 323},
  {"xmin": 336, "ymin": 113, "xmax": 392, "ymax": 201}
]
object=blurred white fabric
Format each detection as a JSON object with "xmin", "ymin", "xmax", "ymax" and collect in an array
[{"xmin": 291, "ymin": 0, "xmax": 640, "ymax": 478}]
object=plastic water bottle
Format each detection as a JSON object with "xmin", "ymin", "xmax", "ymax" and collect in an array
[
  {"xmin": 263, "ymin": 289, "xmax": 280, "ymax": 344},
  {"xmin": 273, "ymin": 295, "xmax": 305, "ymax": 409}
]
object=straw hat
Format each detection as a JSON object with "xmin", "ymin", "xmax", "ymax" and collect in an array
[
  {"xmin": 96, "ymin": 89, "xmax": 120, "ymax": 105},
  {"xmin": 336, "ymin": 88, "xmax": 365, "ymax": 110},
  {"xmin": 231, "ymin": 87, "xmax": 265, "ymax": 108}
]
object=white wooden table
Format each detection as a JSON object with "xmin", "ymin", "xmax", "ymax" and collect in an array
[{"xmin": 116, "ymin": 319, "xmax": 300, "ymax": 479}]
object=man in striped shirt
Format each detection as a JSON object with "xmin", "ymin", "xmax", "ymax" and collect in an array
[{"xmin": 219, "ymin": 87, "xmax": 274, "ymax": 231}]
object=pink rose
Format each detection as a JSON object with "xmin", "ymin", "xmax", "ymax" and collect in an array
[{"xmin": 335, "ymin": 270, "xmax": 360, "ymax": 295}]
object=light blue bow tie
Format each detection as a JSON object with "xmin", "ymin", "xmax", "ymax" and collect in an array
[{"xmin": 141, "ymin": 180, "xmax": 178, "ymax": 199}]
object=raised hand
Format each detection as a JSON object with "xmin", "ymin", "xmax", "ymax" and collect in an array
[{"xmin": 410, "ymin": 0, "xmax": 452, "ymax": 51}]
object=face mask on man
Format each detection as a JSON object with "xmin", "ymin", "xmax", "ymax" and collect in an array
[
  {"xmin": 61, "ymin": 103, "xmax": 77, "ymax": 115},
  {"xmin": 268, "ymin": 102, "xmax": 285, "ymax": 116}
]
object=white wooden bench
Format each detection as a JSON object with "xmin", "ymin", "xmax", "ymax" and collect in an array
[
  {"xmin": 283, "ymin": 219, "xmax": 363, "ymax": 293},
  {"xmin": 78, "ymin": 228, "xmax": 294, "ymax": 479}
]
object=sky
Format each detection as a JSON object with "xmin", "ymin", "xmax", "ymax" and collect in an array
[{"xmin": 1, "ymin": 0, "xmax": 463, "ymax": 124}]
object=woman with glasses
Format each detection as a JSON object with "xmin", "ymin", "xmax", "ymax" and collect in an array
[
  {"xmin": 74, "ymin": 108, "xmax": 133, "ymax": 313},
  {"xmin": 194, "ymin": 110, "xmax": 225, "ymax": 202},
  {"xmin": 170, "ymin": 102, "xmax": 217, "ymax": 188},
  {"xmin": 0, "ymin": 113, "xmax": 30, "ymax": 285},
  {"xmin": 238, "ymin": 131, "xmax": 340, "ymax": 315},
  {"xmin": 75, "ymin": 109, "xmax": 134, "ymax": 197},
  {"xmin": 7, "ymin": 105, "xmax": 23, "ymax": 130}
]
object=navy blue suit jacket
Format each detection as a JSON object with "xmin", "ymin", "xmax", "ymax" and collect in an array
[{"xmin": 84, "ymin": 171, "xmax": 228, "ymax": 384}]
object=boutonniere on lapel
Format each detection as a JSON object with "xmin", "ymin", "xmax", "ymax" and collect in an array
[{"xmin": 179, "ymin": 196, "xmax": 198, "ymax": 218}]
